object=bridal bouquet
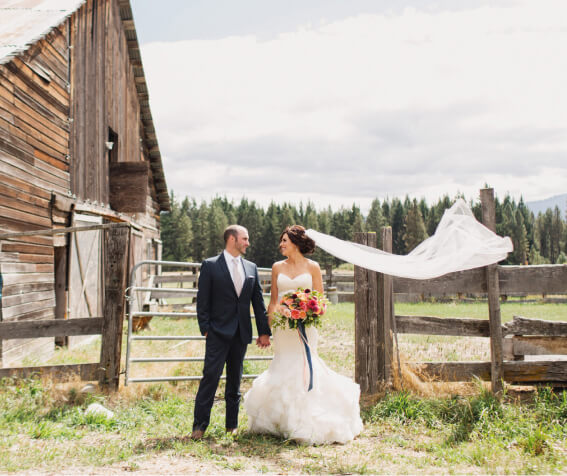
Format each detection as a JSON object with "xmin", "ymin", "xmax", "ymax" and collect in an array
[{"xmin": 272, "ymin": 288, "xmax": 329, "ymax": 330}]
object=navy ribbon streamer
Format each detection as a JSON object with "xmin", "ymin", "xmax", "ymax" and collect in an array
[{"xmin": 298, "ymin": 320, "xmax": 313, "ymax": 391}]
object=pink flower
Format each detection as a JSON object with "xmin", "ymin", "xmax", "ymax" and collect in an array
[
  {"xmin": 291, "ymin": 309, "xmax": 301, "ymax": 320},
  {"xmin": 283, "ymin": 308, "xmax": 292, "ymax": 318}
]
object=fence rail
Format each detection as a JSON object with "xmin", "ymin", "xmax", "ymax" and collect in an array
[
  {"xmin": 0, "ymin": 223, "xmax": 130, "ymax": 390},
  {"xmin": 353, "ymin": 188, "xmax": 567, "ymax": 394}
]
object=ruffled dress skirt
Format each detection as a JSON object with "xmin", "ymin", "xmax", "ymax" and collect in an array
[{"xmin": 244, "ymin": 326, "xmax": 363, "ymax": 445}]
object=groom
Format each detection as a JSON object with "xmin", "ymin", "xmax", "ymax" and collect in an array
[{"xmin": 191, "ymin": 225, "xmax": 271, "ymax": 439}]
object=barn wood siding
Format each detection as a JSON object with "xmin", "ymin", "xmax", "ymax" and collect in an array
[{"xmin": 0, "ymin": 24, "xmax": 71, "ymax": 366}]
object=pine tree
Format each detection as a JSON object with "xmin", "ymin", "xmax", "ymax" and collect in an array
[
  {"xmin": 403, "ymin": 199, "xmax": 428, "ymax": 252},
  {"xmin": 207, "ymin": 202, "xmax": 229, "ymax": 257},
  {"xmin": 511, "ymin": 209, "xmax": 528, "ymax": 265},
  {"xmin": 192, "ymin": 202, "xmax": 210, "ymax": 261},
  {"xmin": 366, "ymin": 198, "xmax": 386, "ymax": 248},
  {"xmin": 237, "ymin": 198, "xmax": 264, "ymax": 263},
  {"xmin": 390, "ymin": 198, "xmax": 406, "ymax": 254},
  {"xmin": 259, "ymin": 203, "xmax": 281, "ymax": 267},
  {"xmin": 550, "ymin": 206, "xmax": 564, "ymax": 263}
]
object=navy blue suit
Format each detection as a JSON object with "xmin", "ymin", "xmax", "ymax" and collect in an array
[{"xmin": 192, "ymin": 253, "xmax": 270, "ymax": 432}]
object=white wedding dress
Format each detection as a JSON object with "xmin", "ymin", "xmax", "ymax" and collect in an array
[{"xmin": 244, "ymin": 272, "xmax": 363, "ymax": 445}]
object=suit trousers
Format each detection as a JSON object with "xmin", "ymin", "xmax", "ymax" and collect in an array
[{"xmin": 193, "ymin": 327, "xmax": 248, "ymax": 431}]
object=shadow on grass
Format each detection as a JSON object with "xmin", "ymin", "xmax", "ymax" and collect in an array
[{"xmin": 135, "ymin": 431, "xmax": 312, "ymax": 460}]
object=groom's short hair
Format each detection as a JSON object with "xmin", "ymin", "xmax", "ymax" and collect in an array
[{"xmin": 224, "ymin": 225, "xmax": 246, "ymax": 244}]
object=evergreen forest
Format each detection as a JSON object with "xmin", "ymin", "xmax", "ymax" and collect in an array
[{"xmin": 160, "ymin": 192, "xmax": 567, "ymax": 269}]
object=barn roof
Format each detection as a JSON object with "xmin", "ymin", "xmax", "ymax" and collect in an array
[
  {"xmin": 0, "ymin": 0, "xmax": 170, "ymax": 211},
  {"xmin": 0, "ymin": 0, "xmax": 85, "ymax": 65}
]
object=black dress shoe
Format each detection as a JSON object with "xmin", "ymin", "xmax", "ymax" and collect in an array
[{"xmin": 191, "ymin": 429, "xmax": 205, "ymax": 440}]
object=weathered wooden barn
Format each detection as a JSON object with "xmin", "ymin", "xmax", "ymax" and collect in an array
[{"xmin": 0, "ymin": 0, "xmax": 170, "ymax": 366}]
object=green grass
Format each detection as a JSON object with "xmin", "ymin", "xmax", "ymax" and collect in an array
[{"xmin": 1, "ymin": 299, "xmax": 566, "ymax": 473}]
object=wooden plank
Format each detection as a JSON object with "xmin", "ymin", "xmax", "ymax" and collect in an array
[
  {"xmin": 19, "ymin": 253, "xmax": 53, "ymax": 264},
  {"xmin": 393, "ymin": 265, "xmax": 567, "ymax": 296},
  {"xmin": 1, "ymin": 298, "xmax": 56, "ymax": 320},
  {"xmin": 99, "ymin": 225, "xmax": 130, "ymax": 390},
  {"xmin": 504, "ymin": 360, "xmax": 567, "ymax": 383},
  {"xmin": 0, "ymin": 182, "xmax": 51, "ymax": 209},
  {"xmin": 0, "ymin": 153, "xmax": 68, "ymax": 193},
  {"xmin": 3, "ymin": 62, "xmax": 69, "ymax": 117},
  {"xmin": 0, "ymin": 165, "xmax": 53, "ymax": 200},
  {"xmin": 0, "ymin": 194, "xmax": 51, "ymax": 221},
  {"xmin": 2, "ymin": 307, "xmax": 54, "ymax": 323},
  {"xmin": 393, "ymin": 269, "xmax": 486, "ymax": 294},
  {"xmin": 504, "ymin": 316, "xmax": 567, "ymax": 337},
  {"xmin": 354, "ymin": 232, "xmax": 370, "ymax": 393},
  {"xmin": 379, "ymin": 227, "xmax": 393, "ymax": 385},
  {"xmin": 481, "ymin": 188, "xmax": 503, "ymax": 394},
  {"xmin": 2, "ymin": 282, "xmax": 54, "ymax": 298},
  {"xmin": 1, "ymin": 272, "xmax": 53, "ymax": 286},
  {"xmin": 2, "ymin": 290, "xmax": 55, "ymax": 308},
  {"xmin": 510, "ymin": 336, "xmax": 567, "ymax": 356},
  {"xmin": 0, "ymin": 204, "xmax": 51, "ymax": 227},
  {"xmin": 0, "ymin": 222, "xmax": 130, "ymax": 240},
  {"xmin": 0, "ymin": 262, "xmax": 53, "ymax": 273},
  {"xmin": 408, "ymin": 361, "xmax": 492, "ymax": 382},
  {"xmin": 499, "ymin": 265, "xmax": 567, "ymax": 294},
  {"xmin": 0, "ymin": 363, "xmax": 100, "ymax": 382},
  {"xmin": 0, "ymin": 318, "xmax": 102, "ymax": 339},
  {"xmin": 395, "ymin": 314, "xmax": 490, "ymax": 337}
]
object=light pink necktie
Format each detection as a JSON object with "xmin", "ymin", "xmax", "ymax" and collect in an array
[{"xmin": 232, "ymin": 258, "xmax": 243, "ymax": 296}]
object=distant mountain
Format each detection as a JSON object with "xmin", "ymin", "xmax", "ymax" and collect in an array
[{"xmin": 526, "ymin": 193, "xmax": 567, "ymax": 216}]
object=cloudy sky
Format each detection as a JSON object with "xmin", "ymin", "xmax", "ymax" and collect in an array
[{"xmin": 131, "ymin": 0, "xmax": 567, "ymax": 211}]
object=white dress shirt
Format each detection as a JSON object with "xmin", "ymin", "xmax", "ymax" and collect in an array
[{"xmin": 223, "ymin": 250, "xmax": 245, "ymax": 292}]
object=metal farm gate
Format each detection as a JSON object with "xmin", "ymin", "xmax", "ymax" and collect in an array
[{"xmin": 124, "ymin": 260, "xmax": 273, "ymax": 385}]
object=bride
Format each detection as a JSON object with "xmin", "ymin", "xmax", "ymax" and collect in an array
[{"xmin": 244, "ymin": 225, "xmax": 363, "ymax": 444}]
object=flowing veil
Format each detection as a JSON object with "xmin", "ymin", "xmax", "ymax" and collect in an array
[{"xmin": 305, "ymin": 199, "xmax": 513, "ymax": 280}]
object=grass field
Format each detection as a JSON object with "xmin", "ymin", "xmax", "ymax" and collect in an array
[{"xmin": 2, "ymin": 300, "xmax": 566, "ymax": 474}]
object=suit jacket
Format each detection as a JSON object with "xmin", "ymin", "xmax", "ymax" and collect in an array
[{"xmin": 196, "ymin": 253, "xmax": 271, "ymax": 343}]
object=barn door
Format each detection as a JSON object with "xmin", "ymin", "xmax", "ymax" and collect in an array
[{"xmin": 67, "ymin": 213, "xmax": 102, "ymax": 348}]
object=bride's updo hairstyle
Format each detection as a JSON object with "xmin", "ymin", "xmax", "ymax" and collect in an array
[{"xmin": 280, "ymin": 225, "xmax": 316, "ymax": 255}]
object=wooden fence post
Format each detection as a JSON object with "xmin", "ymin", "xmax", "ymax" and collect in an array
[
  {"xmin": 378, "ymin": 227, "xmax": 394, "ymax": 385},
  {"xmin": 99, "ymin": 224, "xmax": 130, "ymax": 391},
  {"xmin": 354, "ymin": 232, "xmax": 380, "ymax": 394},
  {"xmin": 480, "ymin": 188, "xmax": 504, "ymax": 394}
]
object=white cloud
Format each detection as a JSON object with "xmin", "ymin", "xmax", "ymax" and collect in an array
[{"xmin": 141, "ymin": 0, "xmax": 567, "ymax": 210}]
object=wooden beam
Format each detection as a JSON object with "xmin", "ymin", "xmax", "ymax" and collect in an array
[
  {"xmin": 0, "ymin": 318, "xmax": 102, "ymax": 340},
  {"xmin": 99, "ymin": 226, "xmax": 130, "ymax": 391},
  {"xmin": 504, "ymin": 315, "xmax": 567, "ymax": 337},
  {"xmin": 481, "ymin": 188, "xmax": 504, "ymax": 395},
  {"xmin": 509, "ymin": 336, "xmax": 567, "ymax": 356},
  {"xmin": 0, "ymin": 363, "xmax": 100, "ymax": 381},
  {"xmin": 499, "ymin": 265, "xmax": 567, "ymax": 294},
  {"xmin": 0, "ymin": 222, "xmax": 130, "ymax": 240},
  {"xmin": 504, "ymin": 360, "xmax": 567, "ymax": 383},
  {"xmin": 395, "ymin": 315, "xmax": 490, "ymax": 337},
  {"xmin": 379, "ymin": 227, "xmax": 393, "ymax": 385},
  {"xmin": 407, "ymin": 361, "xmax": 567, "ymax": 383},
  {"xmin": 354, "ymin": 232, "xmax": 371, "ymax": 393}
]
